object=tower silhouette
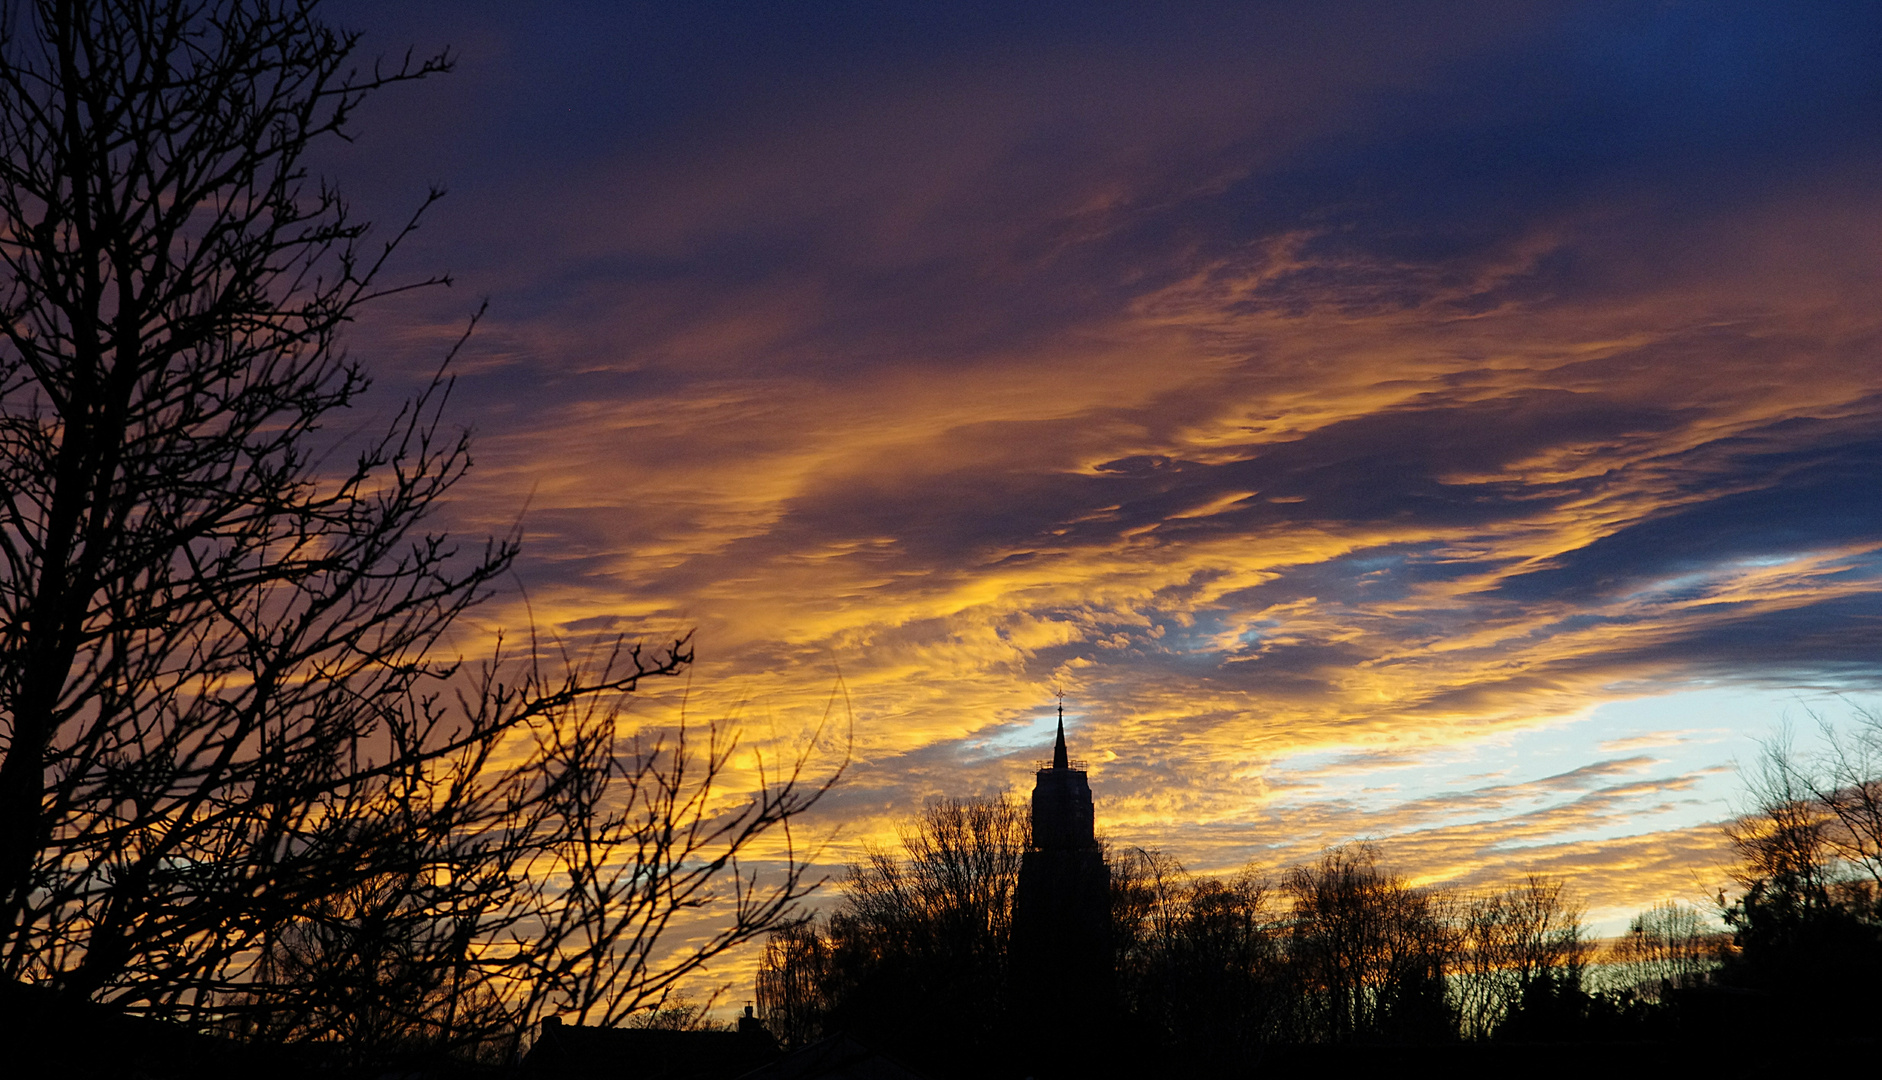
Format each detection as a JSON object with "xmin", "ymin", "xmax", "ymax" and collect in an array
[{"xmin": 1009, "ymin": 702, "xmax": 1113, "ymax": 1053}]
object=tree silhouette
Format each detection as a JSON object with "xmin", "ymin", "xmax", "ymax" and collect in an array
[
  {"xmin": 757, "ymin": 796, "xmax": 1026, "ymax": 1071},
  {"xmin": 1111, "ymin": 849, "xmax": 1287, "ymax": 1062},
  {"xmin": 1716, "ymin": 734, "xmax": 1881, "ymax": 1037},
  {"xmin": 0, "ymin": 0, "xmax": 841, "ymax": 1059},
  {"xmin": 1789, "ymin": 709, "xmax": 1882, "ymax": 900},
  {"xmin": 755, "ymin": 921, "xmax": 833, "ymax": 1050},
  {"xmin": 1455, "ymin": 876, "xmax": 1591, "ymax": 1039},
  {"xmin": 1283, "ymin": 843, "xmax": 1458, "ymax": 1043},
  {"xmin": 1605, "ymin": 901, "xmax": 1720, "ymax": 1002}
]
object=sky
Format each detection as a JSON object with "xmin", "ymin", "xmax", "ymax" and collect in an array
[{"xmin": 316, "ymin": 0, "xmax": 1882, "ymax": 962}]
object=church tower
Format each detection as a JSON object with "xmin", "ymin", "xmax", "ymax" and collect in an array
[{"xmin": 1009, "ymin": 702, "xmax": 1112, "ymax": 1046}]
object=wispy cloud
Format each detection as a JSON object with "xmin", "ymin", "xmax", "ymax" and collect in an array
[{"xmin": 330, "ymin": 0, "xmax": 1882, "ymax": 934}]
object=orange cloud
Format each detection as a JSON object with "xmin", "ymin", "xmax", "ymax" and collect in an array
[{"xmin": 326, "ymin": 1, "xmax": 1882, "ymax": 1005}]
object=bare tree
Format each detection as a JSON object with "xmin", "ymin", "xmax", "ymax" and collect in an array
[
  {"xmin": 754, "ymin": 921, "xmax": 832, "ymax": 1050},
  {"xmin": 622, "ymin": 990, "xmax": 730, "ymax": 1033},
  {"xmin": 1802, "ymin": 708, "xmax": 1882, "ymax": 895},
  {"xmin": 756, "ymin": 796, "xmax": 1027, "ymax": 1067},
  {"xmin": 1713, "ymin": 729, "xmax": 1880, "ymax": 1029},
  {"xmin": 501, "ymin": 700, "xmax": 843, "ymax": 1032},
  {"xmin": 832, "ymin": 795, "xmax": 1028, "ymax": 976},
  {"xmin": 1724, "ymin": 736, "xmax": 1844, "ymax": 921},
  {"xmin": 0, "ymin": 0, "xmax": 842, "ymax": 1058},
  {"xmin": 1454, "ymin": 875, "xmax": 1590, "ymax": 1038},
  {"xmin": 900, "ymin": 794, "xmax": 1029, "ymax": 946},
  {"xmin": 1605, "ymin": 901, "xmax": 1720, "ymax": 1001},
  {"xmin": 833, "ymin": 796, "xmax": 1026, "ymax": 966},
  {"xmin": 205, "ymin": 667, "xmax": 845, "ymax": 1064},
  {"xmin": 1283, "ymin": 843, "xmax": 1459, "ymax": 1043},
  {"xmin": 1109, "ymin": 846, "xmax": 1189, "ymax": 970},
  {"xmin": 244, "ymin": 851, "xmax": 515, "ymax": 1064},
  {"xmin": 1111, "ymin": 850, "xmax": 1286, "ymax": 1059}
]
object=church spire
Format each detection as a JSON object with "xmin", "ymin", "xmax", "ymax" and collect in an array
[{"xmin": 1053, "ymin": 696, "xmax": 1068, "ymax": 769}]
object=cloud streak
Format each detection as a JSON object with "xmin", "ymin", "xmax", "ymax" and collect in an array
[{"xmin": 326, "ymin": 0, "xmax": 1882, "ymax": 939}]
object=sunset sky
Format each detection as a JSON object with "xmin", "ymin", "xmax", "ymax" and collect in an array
[{"xmin": 320, "ymin": 0, "xmax": 1882, "ymax": 948}]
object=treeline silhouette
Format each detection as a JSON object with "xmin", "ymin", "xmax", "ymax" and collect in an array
[
  {"xmin": 0, "ymin": 3, "xmax": 845, "ymax": 1073},
  {"xmin": 758, "ymin": 720, "xmax": 1882, "ymax": 1078}
]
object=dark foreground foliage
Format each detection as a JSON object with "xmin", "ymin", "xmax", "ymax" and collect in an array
[
  {"xmin": 0, "ymin": 1, "xmax": 843, "ymax": 1070},
  {"xmin": 755, "ymin": 717, "xmax": 1882, "ymax": 1080}
]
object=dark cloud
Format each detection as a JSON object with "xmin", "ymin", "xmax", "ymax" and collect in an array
[
  {"xmin": 303, "ymin": 0, "xmax": 1882, "ymax": 955},
  {"xmin": 1496, "ymin": 427, "xmax": 1882, "ymax": 603}
]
